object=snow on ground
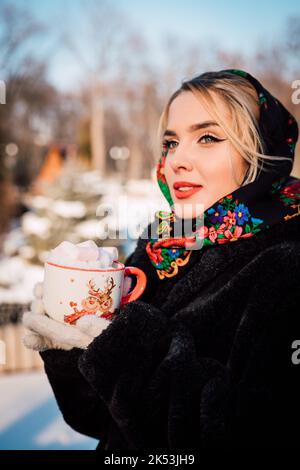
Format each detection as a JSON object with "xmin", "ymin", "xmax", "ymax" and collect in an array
[{"xmin": 0, "ymin": 370, "xmax": 98, "ymax": 450}]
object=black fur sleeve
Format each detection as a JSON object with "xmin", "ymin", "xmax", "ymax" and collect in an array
[{"xmin": 39, "ymin": 347, "xmax": 111, "ymax": 441}]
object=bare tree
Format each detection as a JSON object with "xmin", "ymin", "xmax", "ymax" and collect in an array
[{"xmin": 62, "ymin": 0, "xmax": 146, "ymax": 176}]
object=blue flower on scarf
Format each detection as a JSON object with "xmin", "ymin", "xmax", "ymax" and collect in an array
[
  {"xmin": 169, "ymin": 248, "xmax": 181, "ymax": 259},
  {"xmin": 207, "ymin": 205, "xmax": 227, "ymax": 224},
  {"xmin": 234, "ymin": 203, "xmax": 250, "ymax": 225},
  {"xmin": 251, "ymin": 217, "xmax": 263, "ymax": 225}
]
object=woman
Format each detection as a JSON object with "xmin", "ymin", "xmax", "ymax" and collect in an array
[{"xmin": 23, "ymin": 69, "xmax": 300, "ymax": 449}]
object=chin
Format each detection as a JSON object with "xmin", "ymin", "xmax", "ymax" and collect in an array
[{"xmin": 173, "ymin": 201, "xmax": 205, "ymax": 219}]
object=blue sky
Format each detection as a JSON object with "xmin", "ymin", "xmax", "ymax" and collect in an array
[{"xmin": 15, "ymin": 0, "xmax": 300, "ymax": 90}]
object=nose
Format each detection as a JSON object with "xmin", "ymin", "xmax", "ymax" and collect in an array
[{"xmin": 169, "ymin": 147, "xmax": 193, "ymax": 173}]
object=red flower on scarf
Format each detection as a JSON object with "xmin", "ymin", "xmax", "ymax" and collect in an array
[
  {"xmin": 208, "ymin": 225, "xmax": 224, "ymax": 243},
  {"xmin": 157, "ymin": 158, "xmax": 168, "ymax": 185},
  {"xmin": 281, "ymin": 181, "xmax": 300, "ymax": 196},
  {"xmin": 196, "ymin": 225, "xmax": 209, "ymax": 239},
  {"xmin": 223, "ymin": 210, "xmax": 236, "ymax": 229},
  {"xmin": 217, "ymin": 225, "xmax": 253, "ymax": 243},
  {"xmin": 146, "ymin": 242, "xmax": 163, "ymax": 264}
]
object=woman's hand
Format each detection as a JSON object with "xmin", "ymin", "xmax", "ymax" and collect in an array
[{"xmin": 22, "ymin": 282, "xmax": 111, "ymax": 352}]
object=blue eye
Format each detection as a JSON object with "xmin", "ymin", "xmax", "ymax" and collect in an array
[
  {"xmin": 162, "ymin": 140, "xmax": 177, "ymax": 150},
  {"xmin": 200, "ymin": 134, "xmax": 221, "ymax": 144},
  {"xmin": 162, "ymin": 134, "xmax": 223, "ymax": 151}
]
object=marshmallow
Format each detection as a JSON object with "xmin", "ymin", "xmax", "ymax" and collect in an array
[
  {"xmin": 102, "ymin": 246, "xmax": 118, "ymax": 262},
  {"xmin": 47, "ymin": 240, "xmax": 117, "ymax": 269},
  {"xmin": 77, "ymin": 240, "xmax": 98, "ymax": 249},
  {"xmin": 53, "ymin": 241, "xmax": 79, "ymax": 260},
  {"xmin": 77, "ymin": 247, "xmax": 99, "ymax": 262},
  {"xmin": 97, "ymin": 247, "xmax": 113, "ymax": 268}
]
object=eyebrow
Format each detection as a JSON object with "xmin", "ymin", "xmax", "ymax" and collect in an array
[{"xmin": 163, "ymin": 120, "xmax": 220, "ymax": 137}]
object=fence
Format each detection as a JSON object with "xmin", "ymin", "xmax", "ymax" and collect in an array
[{"xmin": 0, "ymin": 303, "xmax": 43, "ymax": 373}]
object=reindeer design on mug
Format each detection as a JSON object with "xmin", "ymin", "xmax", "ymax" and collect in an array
[{"xmin": 64, "ymin": 277, "xmax": 116, "ymax": 325}]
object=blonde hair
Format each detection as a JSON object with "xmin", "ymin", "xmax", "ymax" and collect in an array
[{"xmin": 157, "ymin": 71, "xmax": 293, "ymax": 186}]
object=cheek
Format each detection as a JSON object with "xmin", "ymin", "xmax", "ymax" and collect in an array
[
  {"xmin": 195, "ymin": 150, "xmax": 232, "ymax": 184},
  {"xmin": 201, "ymin": 152, "xmax": 246, "ymax": 203}
]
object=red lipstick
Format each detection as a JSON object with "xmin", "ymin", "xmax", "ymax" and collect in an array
[{"xmin": 173, "ymin": 181, "xmax": 203, "ymax": 199}]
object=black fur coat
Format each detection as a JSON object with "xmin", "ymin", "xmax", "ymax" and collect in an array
[{"xmin": 40, "ymin": 214, "xmax": 300, "ymax": 449}]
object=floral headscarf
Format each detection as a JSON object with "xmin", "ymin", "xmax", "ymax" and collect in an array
[{"xmin": 145, "ymin": 69, "xmax": 300, "ymax": 280}]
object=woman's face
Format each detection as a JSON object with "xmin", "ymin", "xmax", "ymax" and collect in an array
[{"xmin": 163, "ymin": 91, "xmax": 249, "ymax": 219}]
